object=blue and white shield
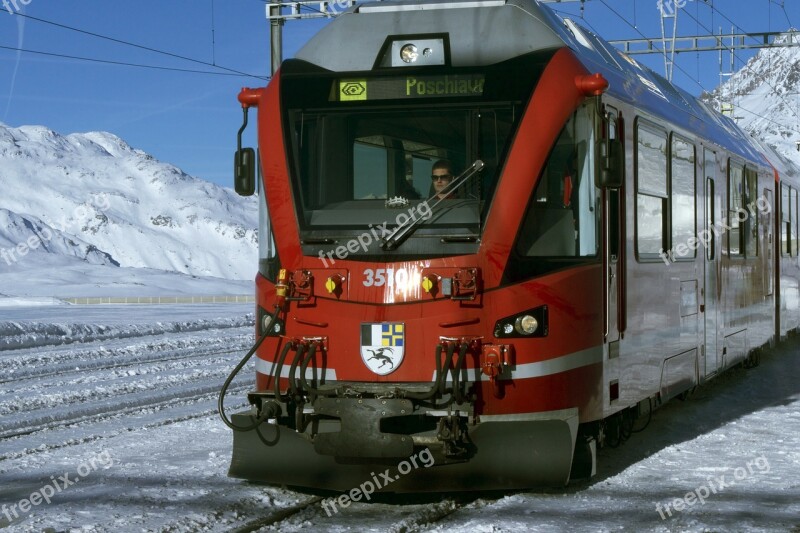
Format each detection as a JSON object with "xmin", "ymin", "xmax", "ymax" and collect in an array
[{"xmin": 360, "ymin": 322, "xmax": 404, "ymax": 375}]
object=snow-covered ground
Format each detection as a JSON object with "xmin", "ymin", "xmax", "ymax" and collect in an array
[
  {"xmin": 0, "ymin": 304, "xmax": 798, "ymax": 532},
  {"xmin": 0, "ymin": 258, "xmax": 253, "ymax": 301}
]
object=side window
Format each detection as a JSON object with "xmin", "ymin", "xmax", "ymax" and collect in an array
[
  {"xmin": 728, "ymin": 162, "xmax": 744, "ymax": 257},
  {"xmin": 671, "ymin": 135, "xmax": 696, "ymax": 260},
  {"xmin": 606, "ymin": 108, "xmax": 620, "ymax": 259},
  {"xmin": 636, "ymin": 122, "xmax": 668, "ymax": 259},
  {"xmin": 517, "ymin": 104, "xmax": 598, "ymax": 257},
  {"xmin": 744, "ymin": 168, "xmax": 758, "ymax": 257},
  {"xmin": 704, "ymin": 148, "xmax": 716, "ymax": 262},
  {"xmin": 782, "ymin": 183, "xmax": 791, "ymax": 257},
  {"xmin": 794, "ymin": 187, "xmax": 799, "ymax": 257}
]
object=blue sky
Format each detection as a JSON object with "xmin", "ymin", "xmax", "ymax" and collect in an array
[{"xmin": 1, "ymin": 0, "xmax": 798, "ymax": 188}]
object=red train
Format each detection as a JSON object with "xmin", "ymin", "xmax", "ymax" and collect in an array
[{"xmin": 219, "ymin": 0, "xmax": 800, "ymax": 490}]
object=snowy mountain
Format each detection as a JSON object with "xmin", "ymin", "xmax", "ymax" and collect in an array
[
  {"xmin": 701, "ymin": 31, "xmax": 800, "ymax": 164},
  {"xmin": 0, "ymin": 123, "xmax": 258, "ymax": 283}
]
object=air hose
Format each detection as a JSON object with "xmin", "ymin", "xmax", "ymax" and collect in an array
[{"xmin": 218, "ymin": 307, "xmax": 281, "ymax": 432}]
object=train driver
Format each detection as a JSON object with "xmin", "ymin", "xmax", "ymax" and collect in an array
[{"xmin": 430, "ymin": 159, "xmax": 458, "ymax": 200}]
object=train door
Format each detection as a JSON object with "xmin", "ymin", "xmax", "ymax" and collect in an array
[
  {"xmin": 702, "ymin": 148, "xmax": 721, "ymax": 378},
  {"xmin": 604, "ymin": 106, "xmax": 622, "ymax": 344},
  {"xmin": 763, "ymin": 186, "xmax": 775, "ymax": 341},
  {"xmin": 603, "ymin": 105, "xmax": 623, "ymax": 406}
]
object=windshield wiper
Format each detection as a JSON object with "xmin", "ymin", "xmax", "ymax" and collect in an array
[{"xmin": 380, "ymin": 160, "xmax": 484, "ymax": 251}]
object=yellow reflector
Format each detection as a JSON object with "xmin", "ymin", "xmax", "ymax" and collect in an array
[
  {"xmin": 422, "ymin": 276, "xmax": 434, "ymax": 293},
  {"xmin": 325, "ymin": 277, "xmax": 337, "ymax": 294}
]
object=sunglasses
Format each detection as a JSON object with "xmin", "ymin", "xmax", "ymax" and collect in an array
[{"xmin": 431, "ymin": 174, "xmax": 453, "ymax": 181}]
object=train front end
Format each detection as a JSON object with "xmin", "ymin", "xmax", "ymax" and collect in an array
[{"xmin": 225, "ymin": 0, "xmax": 617, "ymax": 491}]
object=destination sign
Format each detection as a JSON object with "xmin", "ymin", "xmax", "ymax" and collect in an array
[{"xmin": 334, "ymin": 74, "xmax": 485, "ymax": 102}]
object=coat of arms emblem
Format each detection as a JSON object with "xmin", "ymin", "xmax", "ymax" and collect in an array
[{"xmin": 360, "ymin": 323, "xmax": 404, "ymax": 375}]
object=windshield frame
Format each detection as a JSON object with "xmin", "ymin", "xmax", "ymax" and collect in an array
[{"xmin": 279, "ymin": 52, "xmax": 553, "ymax": 259}]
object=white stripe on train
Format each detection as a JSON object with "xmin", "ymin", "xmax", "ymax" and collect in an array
[{"xmin": 254, "ymin": 345, "xmax": 602, "ymax": 382}]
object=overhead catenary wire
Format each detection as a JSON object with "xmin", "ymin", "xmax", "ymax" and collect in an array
[
  {"xmin": 255, "ymin": 0, "xmax": 333, "ymax": 18},
  {"xmin": 4, "ymin": 10, "xmax": 268, "ymax": 80},
  {"xmin": 0, "ymin": 44, "xmax": 264, "ymax": 78},
  {"xmin": 596, "ymin": 0, "xmax": 705, "ymax": 91},
  {"xmin": 681, "ymin": 4, "xmax": 800, "ymax": 134},
  {"xmin": 594, "ymin": 0, "xmax": 800, "ymax": 140}
]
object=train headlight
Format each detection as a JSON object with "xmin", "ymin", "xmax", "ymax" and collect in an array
[
  {"xmin": 258, "ymin": 307, "xmax": 284, "ymax": 337},
  {"xmin": 400, "ymin": 44, "xmax": 419, "ymax": 63},
  {"xmin": 263, "ymin": 314, "xmax": 275, "ymax": 333},
  {"xmin": 380, "ymin": 37, "xmax": 447, "ymax": 67},
  {"xmin": 493, "ymin": 306, "xmax": 548, "ymax": 339},
  {"xmin": 514, "ymin": 315, "xmax": 538, "ymax": 335}
]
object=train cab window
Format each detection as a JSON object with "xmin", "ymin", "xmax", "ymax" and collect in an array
[
  {"xmin": 289, "ymin": 108, "xmax": 515, "ymax": 228},
  {"xmin": 281, "ymin": 56, "xmax": 542, "ymax": 259},
  {"xmin": 353, "ymin": 138, "xmax": 391, "ymax": 199},
  {"xmin": 728, "ymin": 162, "xmax": 744, "ymax": 257},
  {"xmin": 635, "ymin": 122, "xmax": 668, "ymax": 259},
  {"xmin": 257, "ymin": 151, "xmax": 280, "ymax": 281},
  {"xmin": 670, "ymin": 135, "xmax": 696, "ymax": 260},
  {"xmin": 782, "ymin": 183, "xmax": 792, "ymax": 257},
  {"xmin": 516, "ymin": 103, "xmax": 598, "ymax": 258}
]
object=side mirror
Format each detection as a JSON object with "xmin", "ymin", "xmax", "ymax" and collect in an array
[
  {"xmin": 234, "ymin": 148, "xmax": 256, "ymax": 196},
  {"xmin": 596, "ymin": 138, "xmax": 624, "ymax": 189}
]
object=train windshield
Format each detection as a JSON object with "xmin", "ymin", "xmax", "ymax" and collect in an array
[
  {"xmin": 280, "ymin": 55, "xmax": 547, "ymax": 257},
  {"xmin": 289, "ymin": 107, "xmax": 512, "ymax": 218}
]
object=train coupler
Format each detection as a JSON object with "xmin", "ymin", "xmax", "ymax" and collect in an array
[
  {"xmin": 313, "ymin": 397, "xmax": 415, "ymax": 458},
  {"xmin": 436, "ymin": 414, "xmax": 472, "ymax": 458}
]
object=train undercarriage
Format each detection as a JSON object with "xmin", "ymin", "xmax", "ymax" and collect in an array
[{"xmin": 226, "ymin": 340, "xmax": 582, "ymax": 491}]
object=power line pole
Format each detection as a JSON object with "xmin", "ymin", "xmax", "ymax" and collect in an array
[
  {"xmin": 658, "ymin": 0, "xmax": 680, "ymax": 81},
  {"xmin": 269, "ymin": 0, "xmax": 283, "ymax": 76}
]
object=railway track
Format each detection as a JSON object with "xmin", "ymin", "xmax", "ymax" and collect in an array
[
  {"xmin": 0, "ymin": 399, "xmax": 247, "ymax": 464},
  {"xmin": 0, "ymin": 329, "xmax": 253, "ymax": 384},
  {"xmin": 0, "ymin": 351, "xmax": 249, "ymax": 412},
  {"xmin": 229, "ymin": 497, "xmax": 326, "ymax": 533},
  {"xmin": 0, "ymin": 322, "xmax": 256, "ymax": 442},
  {"xmin": 219, "ymin": 490, "xmax": 498, "ymax": 533},
  {"xmin": 0, "ymin": 382, "xmax": 250, "ymax": 440}
]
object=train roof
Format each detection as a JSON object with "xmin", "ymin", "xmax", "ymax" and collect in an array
[{"xmin": 293, "ymin": 0, "xmax": 772, "ymax": 169}]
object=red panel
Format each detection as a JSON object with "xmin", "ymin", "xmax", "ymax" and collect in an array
[
  {"xmin": 480, "ymin": 48, "xmax": 592, "ymax": 287},
  {"xmin": 257, "ymin": 70, "xmax": 303, "ymax": 270},
  {"xmin": 254, "ymin": 263, "xmax": 604, "ymax": 415},
  {"xmin": 477, "ymin": 362, "xmax": 603, "ymax": 417}
]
